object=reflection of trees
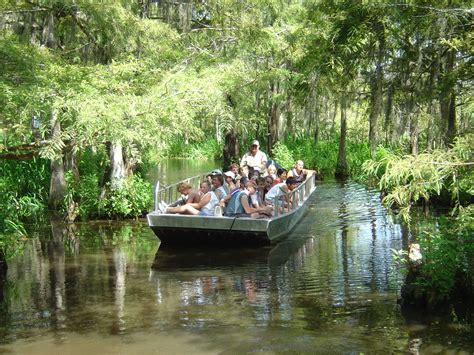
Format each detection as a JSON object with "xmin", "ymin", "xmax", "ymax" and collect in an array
[
  {"xmin": 2, "ymin": 221, "xmax": 157, "ymax": 340},
  {"xmin": 49, "ymin": 219, "xmax": 67, "ymax": 334},
  {"xmin": 110, "ymin": 248, "xmax": 127, "ymax": 334},
  {"xmin": 2, "ymin": 184, "xmax": 411, "ymax": 349}
]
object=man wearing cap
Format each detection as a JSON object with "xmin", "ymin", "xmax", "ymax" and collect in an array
[{"xmin": 240, "ymin": 140, "xmax": 267, "ymax": 178}]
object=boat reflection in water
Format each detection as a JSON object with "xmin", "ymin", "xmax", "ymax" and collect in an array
[{"xmin": 148, "ymin": 235, "xmax": 317, "ymax": 313}]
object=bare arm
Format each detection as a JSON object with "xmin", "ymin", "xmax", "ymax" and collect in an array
[
  {"xmin": 189, "ymin": 192, "xmax": 211, "ymax": 210},
  {"xmin": 241, "ymin": 195, "xmax": 272, "ymax": 214},
  {"xmin": 187, "ymin": 190, "xmax": 201, "ymax": 204}
]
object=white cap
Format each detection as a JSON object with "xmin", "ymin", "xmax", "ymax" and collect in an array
[
  {"xmin": 251, "ymin": 140, "xmax": 260, "ymax": 146},
  {"xmin": 224, "ymin": 171, "xmax": 235, "ymax": 179}
]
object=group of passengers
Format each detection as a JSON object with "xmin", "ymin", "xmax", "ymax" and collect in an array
[{"xmin": 158, "ymin": 139, "xmax": 314, "ymax": 219}]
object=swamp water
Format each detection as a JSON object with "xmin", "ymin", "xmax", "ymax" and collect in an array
[{"xmin": 1, "ymin": 180, "xmax": 473, "ymax": 354}]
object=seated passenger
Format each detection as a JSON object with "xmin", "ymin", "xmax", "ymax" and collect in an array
[
  {"xmin": 287, "ymin": 160, "xmax": 314, "ymax": 184},
  {"xmin": 274, "ymin": 168, "xmax": 287, "ymax": 184},
  {"xmin": 160, "ymin": 181, "xmax": 219, "ymax": 216},
  {"xmin": 229, "ymin": 163, "xmax": 242, "ymax": 184},
  {"xmin": 265, "ymin": 176, "xmax": 299, "ymax": 212},
  {"xmin": 209, "ymin": 170, "xmax": 228, "ymax": 199},
  {"xmin": 263, "ymin": 164, "xmax": 277, "ymax": 180},
  {"xmin": 170, "ymin": 182, "xmax": 201, "ymax": 207},
  {"xmin": 224, "ymin": 180, "xmax": 273, "ymax": 218},
  {"xmin": 266, "ymin": 159, "xmax": 282, "ymax": 171},
  {"xmin": 264, "ymin": 175, "xmax": 275, "ymax": 193},
  {"xmin": 254, "ymin": 177, "xmax": 267, "ymax": 207},
  {"xmin": 247, "ymin": 166, "xmax": 261, "ymax": 179},
  {"xmin": 223, "ymin": 171, "xmax": 237, "ymax": 193}
]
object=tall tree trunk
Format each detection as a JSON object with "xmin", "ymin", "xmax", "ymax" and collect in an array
[
  {"xmin": 41, "ymin": 12, "xmax": 55, "ymax": 48},
  {"xmin": 109, "ymin": 141, "xmax": 125, "ymax": 189},
  {"xmin": 313, "ymin": 98, "xmax": 320, "ymax": 144},
  {"xmin": 64, "ymin": 149, "xmax": 80, "ymax": 184},
  {"xmin": 285, "ymin": 95, "xmax": 293, "ymax": 137},
  {"xmin": 48, "ymin": 110, "xmax": 67, "ymax": 210},
  {"xmin": 223, "ymin": 129, "xmax": 240, "ymax": 169},
  {"xmin": 368, "ymin": 22, "xmax": 385, "ymax": 158},
  {"xmin": 138, "ymin": 0, "xmax": 149, "ymax": 18},
  {"xmin": 384, "ymin": 84, "xmax": 394, "ymax": 145},
  {"xmin": 446, "ymin": 91, "xmax": 456, "ymax": 146},
  {"xmin": 155, "ymin": 0, "xmax": 192, "ymax": 32},
  {"xmin": 0, "ymin": 249, "xmax": 6, "ymax": 307},
  {"xmin": 0, "ymin": 249, "xmax": 7, "ymax": 280},
  {"xmin": 331, "ymin": 98, "xmax": 338, "ymax": 136},
  {"xmin": 123, "ymin": 144, "xmax": 137, "ymax": 177},
  {"xmin": 267, "ymin": 81, "xmax": 280, "ymax": 156},
  {"xmin": 409, "ymin": 115, "xmax": 418, "ymax": 155},
  {"xmin": 215, "ymin": 116, "xmax": 222, "ymax": 143},
  {"xmin": 426, "ymin": 53, "xmax": 439, "ymax": 151},
  {"xmin": 335, "ymin": 94, "xmax": 348, "ymax": 179},
  {"xmin": 439, "ymin": 49, "xmax": 456, "ymax": 146}
]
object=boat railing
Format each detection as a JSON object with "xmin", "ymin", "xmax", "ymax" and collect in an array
[
  {"xmin": 272, "ymin": 173, "xmax": 316, "ymax": 217},
  {"xmin": 154, "ymin": 173, "xmax": 206, "ymax": 211},
  {"xmin": 154, "ymin": 171, "xmax": 316, "ymax": 218}
]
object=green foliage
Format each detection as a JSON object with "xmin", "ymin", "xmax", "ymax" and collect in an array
[
  {"xmin": 361, "ymin": 135, "xmax": 474, "ymax": 221},
  {"xmin": 414, "ymin": 206, "xmax": 474, "ymax": 298},
  {"xmin": 271, "ymin": 141, "xmax": 294, "ymax": 170},
  {"xmin": 273, "ymin": 135, "xmax": 371, "ymax": 177},
  {"xmin": 361, "ymin": 135, "xmax": 473, "ymax": 303},
  {"xmin": 0, "ymin": 159, "xmax": 48, "ymax": 259},
  {"xmin": 64, "ymin": 169, "xmax": 152, "ymax": 220},
  {"xmin": 100, "ymin": 175, "xmax": 152, "ymax": 219},
  {"xmin": 167, "ymin": 138, "xmax": 222, "ymax": 160},
  {"xmin": 63, "ymin": 171, "xmax": 101, "ymax": 220}
]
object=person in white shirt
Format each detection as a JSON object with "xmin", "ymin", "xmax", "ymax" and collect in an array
[
  {"xmin": 240, "ymin": 140, "xmax": 267, "ymax": 178},
  {"xmin": 265, "ymin": 176, "xmax": 299, "ymax": 213}
]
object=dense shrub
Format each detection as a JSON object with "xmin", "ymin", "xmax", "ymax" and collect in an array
[
  {"xmin": 65, "ymin": 172, "xmax": 152, "ymax": 220},
  {"xmin": 0, "ymin": 158, "xmax": 48, "ymax": 259},
  {"xmin": 100, "ymin": 175, "xmax": 153, "ymax": 219},
  {"xmin": 167, "ymin": 138, "xmax": 221, "ymax": 160},
  {"xmin": 270, "ymin": 135, "xmax": 371, "ymax": 178}
]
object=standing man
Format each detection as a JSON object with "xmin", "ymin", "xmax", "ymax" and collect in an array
[{"xmin": 240, "ymin": 140, "xmax": 267, "ymax": 178}]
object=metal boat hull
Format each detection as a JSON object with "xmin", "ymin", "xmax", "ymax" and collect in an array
[{"xmin": 147, "ymin": 188, "xmax": 315, "ymax": 245}]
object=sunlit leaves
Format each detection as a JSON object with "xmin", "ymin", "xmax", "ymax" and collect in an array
[{"xmin": 362, "ymin": 134, "xmax": 474, "ymax": 221}]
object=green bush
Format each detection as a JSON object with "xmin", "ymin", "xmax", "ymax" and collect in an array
[
  {"xmin": 271, "ymin": 135, "xmax": 370, "ymax": 178},
  {"xmin": 167, "ymin": 137, "xmax": 221, "ymax": 160},
  {"xmin": 77, "ymin": 174, "xmax": 102, "ymax": 219},
  {"xmin": 271, "ymin": 141, "xmax": 294, "ymax": 170},
  {"xmin": 100, "ymin": 175, "xmax": 153, "ymax": 219},
  {"xmin": 414, "ymin": 206, "xmax": 474, "ymax": 299}
]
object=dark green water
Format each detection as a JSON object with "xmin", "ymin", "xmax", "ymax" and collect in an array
[{"xmin": 0, "ymin": 162, "xmax": 472, "ymax": 353}]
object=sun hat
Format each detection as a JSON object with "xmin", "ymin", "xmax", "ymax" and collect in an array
[{"xmin": 223, "ymin": 171, "xmax": 235, "ymax": 179}]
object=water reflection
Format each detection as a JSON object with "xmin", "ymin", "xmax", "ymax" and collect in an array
[{"xmin": 1, "ymin": 181, "xmax": 472, "ymax": 353}]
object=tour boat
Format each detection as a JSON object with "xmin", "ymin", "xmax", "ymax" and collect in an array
[{"xmin": 147, "ymin": 172, "xmax": 316, "ymax": 245}]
